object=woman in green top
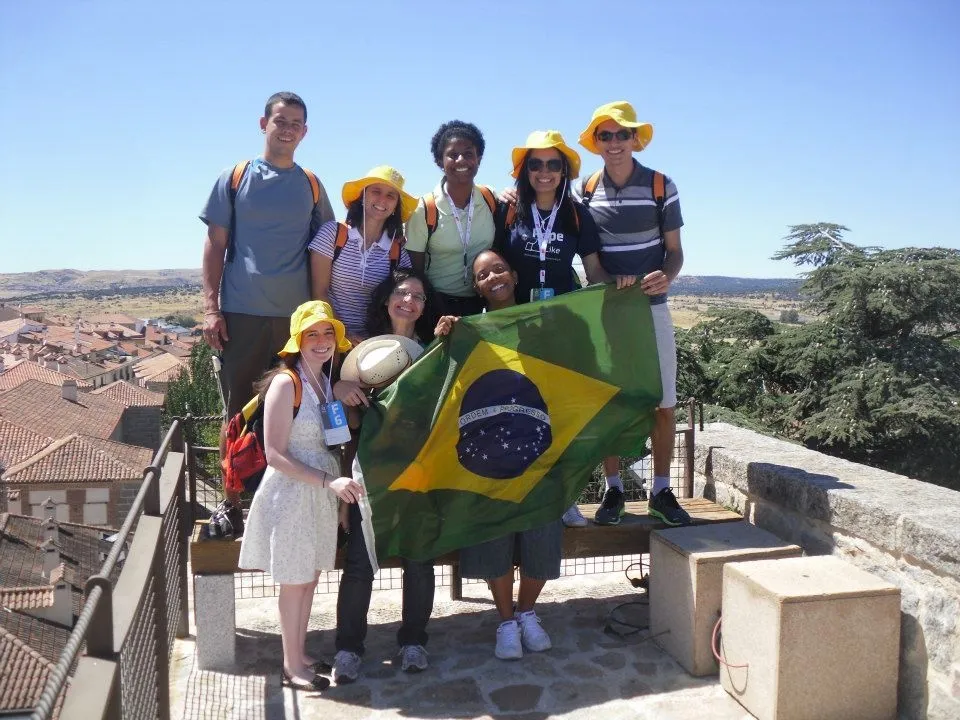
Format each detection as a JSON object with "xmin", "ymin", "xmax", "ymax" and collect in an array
[{"xmin": 404, "ymin": 120, "xmax": 498, "ymax": 317}]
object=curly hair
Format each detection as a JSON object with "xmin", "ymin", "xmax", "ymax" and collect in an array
[
  {"xmin": 430, "ymin": 120, "xmax": 486, "ymax": 168},
  {"xmin": 365, "ymin": 267, "xmax": 439, "ymax": 343}
]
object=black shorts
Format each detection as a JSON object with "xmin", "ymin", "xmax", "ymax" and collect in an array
[{"xmin": 219, "ymin": 312, "xmax": 291, "ymax": 417}]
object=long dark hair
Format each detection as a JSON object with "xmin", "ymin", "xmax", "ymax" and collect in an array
[
  {"xmin": 513, "ymin": 150, "xmax": 578, "ymax": 232},
  {"xmin": 365, "ymin": 267, "xmax": 439, "ymax": 343},
  {"xmin": 345, "ymin": 195, "xmax": 404, "ymax": 241}
]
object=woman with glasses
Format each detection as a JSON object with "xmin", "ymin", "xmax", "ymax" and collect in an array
[
  {"xmin": 495, "ymin": 130, "xmax": 609, "ymax": 528},
  {"xmin": 310, "ymin": 166, "xmax": 418, "ymax": 343},
  {"xmin": 330, "ymin": 266, "xmax": 440, "ymax": 684}
]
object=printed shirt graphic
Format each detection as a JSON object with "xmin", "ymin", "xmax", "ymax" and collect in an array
[{"xmin": 353, "ymin": 283, "xmax": 662, "ymax": 563}]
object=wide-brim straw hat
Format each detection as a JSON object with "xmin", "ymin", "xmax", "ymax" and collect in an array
[
  {"xmin": 578, "ymin": 101, "xmax": 654, "ymax": 155},
  {"xmin": 341, "ymin": 165, "xmax": 419, "ymax": 222},
  {"xmin": 278, "ymin": 300, "xmax": 352, "ymax": 356},
  {"xmin": 340, "ymin": 334, "xmax": 424, "ymax": 388},
  {"xmin": 510, "ymin": 130, "xmax": 582, "ymax": 179}
]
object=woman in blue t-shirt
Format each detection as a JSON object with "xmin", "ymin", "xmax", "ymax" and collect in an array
[{"xmin": 494, "ymin": 130, "xmax": 607, "ymax": 306}]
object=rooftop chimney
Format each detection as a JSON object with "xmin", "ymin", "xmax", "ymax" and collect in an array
[
  {"xmin": 61, "ymin": 379, "xmax": 78, "ymax": 402},
  {"xmin": 42, "ymin": 497, "xmax": 56, "ymax": 519},
  {"xmin": 42, "ymin": 517, "xmax": 57, "ymax": 543},
  {"xmin": 49, "ymin": 565, "xmax": 72, "ymax": 627},
  {"xmin": 41, "ymin": 538, "xmax": 60, "ymax": 578}
]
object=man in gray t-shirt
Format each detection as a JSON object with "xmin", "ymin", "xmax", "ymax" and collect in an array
[{"xmin": 199, "ymin": 92, "xmax": 334, "ymax": 505}]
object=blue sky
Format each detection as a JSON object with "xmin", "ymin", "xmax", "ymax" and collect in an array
[{"xmin": 1, "ymin": 0, "xmax": 957, "ymax": 278}]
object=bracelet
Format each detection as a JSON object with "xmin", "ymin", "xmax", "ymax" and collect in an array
[{"xmin": 204, "ymin": 310, "xmax": 222, "ymax": 316}]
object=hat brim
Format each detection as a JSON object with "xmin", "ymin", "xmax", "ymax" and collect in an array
[
  {"xmin": 511, "ymin": 142, "xmax": 581, "ymax": 179},
  {"xmin": 577, "ymin": 118, "xmax": 654, "ymax": 155},
  {"xmin": 278, "ymin": 316, "xmax": 352, "ymax": 357},
  {"xmin": 342, "ymin": 178, "xmax": 419, "ymax": 222},
  {"xmin": 340, "ymin": 334, "xmax": 424, "ymax": 387}
]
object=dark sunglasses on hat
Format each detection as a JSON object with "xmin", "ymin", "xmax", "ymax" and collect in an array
[
  {"xmin": 595, "ymin": 128, "xmax": 636, "ymax": 143},
  {"xmin": 526, "ymin": 157, "xmax": 564, "ymax": 173}
]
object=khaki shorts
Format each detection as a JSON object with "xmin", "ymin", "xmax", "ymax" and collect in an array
[
  {"xmin": 219, "ymin": 312, "xmax": 291, "ymax": 417},
  {"xmin": 650, "ymin": 302, "xmax": 677, "ymax": 409}
]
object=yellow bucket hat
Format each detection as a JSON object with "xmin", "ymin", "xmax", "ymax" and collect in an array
[
  {"xmin": 341, "ymin": 165, "xmax": 419, "ymax": 222},
  {"xmin": 278, "ymin": 300, "xmax": 352, "ymax": 356},
  {"xmin": 510, "ymin": 130, "xmax": 582, "ymax": 179},
  {"xmin": 578, "ymin": 101, "xmax": 654, "ymax": 155}
]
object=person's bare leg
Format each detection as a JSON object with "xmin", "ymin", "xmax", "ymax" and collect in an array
[
  {"xmin": 299, "ymin": 573, "xmax": 320, "ymax": 666},
  {"xmin": 279, "ymin": 584, "xmax": 313, "ymax": 683},
  {"xmin": 650, "ymin": 406, "xmax": 675, "ymax": 493},
  {"xmin": 488, "ymin": 572, "xmax": 515, "ymax": 620},
  {"xmin": 516, "ymin": 577, "xmax": 547, "ymax": 613}
]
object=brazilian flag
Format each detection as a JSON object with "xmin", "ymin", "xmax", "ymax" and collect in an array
[{"xmin": 355, "ymin": 283, "xmax": 661, "ymax": 564}]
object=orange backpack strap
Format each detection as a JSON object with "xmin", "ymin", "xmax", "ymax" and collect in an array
[
  {"xmin": 331, "ymin": 222, "xmax": 350, "ymax": 263},
  {"xmin": 423, "ymin": 193, "xmax": 439, "ymax": 240},
  {"xmin": 504, "ymin": 202, "xmax": 517, "ymax": 228},
  {"xmin": 477, "ymin": 185, "xmax": 498, "ymax": 216},
  {"xmin": 226, "ymin": 161, "xmax": 251, "ymax": 262},
  {"xmin": 280, "ymin": 368, "xmax": 302, "ymax": 413},
  {"xmin": 652, "ymin": 171, "xmax": 666, "ymax": 238},
  {"xmin": 301, "ymin": 167, "xmax": 321, "ymax": 206},
  {"xmin": 388, "ymin": 234, "xmax": 404, "ymax": 270},
  {"xmin": 581, "ymin": 170, "xmax": 602, "ymax": 206}
]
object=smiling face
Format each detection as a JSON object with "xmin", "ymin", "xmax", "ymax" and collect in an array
[
  {"xmin": 387, "ymin": 277, "xmax": 426, "ymax": 328},
  {"xmin": 594, "ymin": 119, "xmax": 635, "ymax": 173},
  {"xmin": 298, "ymin": 321, "xmax": 337, "ymax": 365},
  {"xmin": 363, "ymin": 182, "xmax": 400, "ymax": 225},
  {"xmin": 526, "ymin": 148, "xmax": 564, "ymax": 198},
  {"xmin": 259, "ymin": 102, "xmax": 307, "ymax": 160},
  {"xmin": 473, "ymin": 251, "xmax": 517, "ymax": 307},
  {"xmin": 441, "ymin": 137, "xmax": 480, "ymax": 188}
]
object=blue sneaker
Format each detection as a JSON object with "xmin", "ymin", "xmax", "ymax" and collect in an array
[{"xmin": 648, "ymin": 488, "xmax": 692, "ymax": 526}]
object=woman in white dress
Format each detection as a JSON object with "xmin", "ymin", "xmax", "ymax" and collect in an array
[{"xmin": 239, "ymin": 300, "xmax": 364, "ymax": 691}]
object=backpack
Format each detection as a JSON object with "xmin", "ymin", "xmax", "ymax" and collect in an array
[
  {"xmin": 226, "ymin": 160, "xmax": 323, "ymax": 262},
  {"xmin": 221, "ymin": 368, "xmax": 302, "ymax": 495},
  {"xmin": 330, "ymin": 222, "xmax": 405, "ymax": 272},
  {"xmin": 422, "ymin": 185, "xmax": 499, "ymax": 240},
  {"xmin": 581, "ymin": 169, "xmax": 666, "ymax": 239}
]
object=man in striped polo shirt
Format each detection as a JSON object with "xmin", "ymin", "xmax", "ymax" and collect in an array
[{"xmin": 576, "ymin": 101, "xmax": 691, "ymax": 528}]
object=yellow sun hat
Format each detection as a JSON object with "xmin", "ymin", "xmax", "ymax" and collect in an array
[
  {"xmin": 577, "ymin": 101, "xmax": 654, "ymax": 155},
  {"xmin": 278, "ymin": 300, "xmax": 352, "ymax": 357},
  {"xmin": 341, "ymin": 165, "xmax": 419, "ymax": 222},
  {"xmin": 510, "ymin": 130, "xmax": 582, "ymax": 179}
]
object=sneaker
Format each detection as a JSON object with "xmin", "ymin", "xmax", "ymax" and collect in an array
[
  {"xmin": 333, "ymin": 650, "xmax": 361, "ymax": 684},
  {"xmin": 648, "ymin": 488, "xmax": 692, "ymax": 526},
  {"xmin": 516, "ymin": 610, "xmax": 552, "ymax": 652},
  {"xmin": 205, "ymin": 500, "xmax": 243, "ymax": 538},
  {"xmin": 399, "ymin": 644, "xmax": 428, "ymax": 673},
  {"xmin": 562, "ymin": 503, "xmax": 587, "ymax": 528},
  {"xmin": 495, "ymin": 619, "xmax": 523, "ymax": 660},
  {"xmin": 594, "ymin": 487, "xmax": 626, "ymax": 526}
]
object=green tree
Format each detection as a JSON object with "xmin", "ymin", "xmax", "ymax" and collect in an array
[
  {"xmin": 688, "ymin": 224, "xmax": 960, "ymax": 488},
  {"xmin": 162, "ymin": 342, "xmax": 223, "ymax": 445}
]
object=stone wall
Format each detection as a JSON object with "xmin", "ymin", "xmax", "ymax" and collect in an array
[
  {"xmin": 115, "ymin": 480, "xmax": 141, "ymax": 525},
  {"xmin": 693, "ymin": 423, "xmax": 960, "ymax": 720},
  {"xmin": 122, "ymin": 406, "xmax": 161, "ymax": 450}
]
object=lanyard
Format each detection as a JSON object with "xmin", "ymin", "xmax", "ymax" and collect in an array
[
  {"xmin": 355, "ymin": 230, "xmax": 377, "ymax": 288},
  {"xmin": 531, "ymin": 203, "xmax": 559, "ymax": 287},
  {"xmin": 444, "ymin": 187, "xmax": 475, "ymax": 283},
  {"xmin": 301, "ymin": 360, "xmax": 332, "ymax": 404}
]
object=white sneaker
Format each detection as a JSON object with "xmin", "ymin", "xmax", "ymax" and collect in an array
[
  {"xmin": 495, "ymin": 619, "xmax": 523, "ymax": 660},
  {"xmin": 333, "ymin": 650, "xmax": 361, "ymax": 684},
  {"xmin": 516, "ymin": 610, "xmax": 552, "ymax": 652},
  {"xmin": 562, "ymin": 503, "xmax": 588, "ymax": 527}
]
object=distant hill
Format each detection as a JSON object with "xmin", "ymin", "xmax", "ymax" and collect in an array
[{"xmin": 0, "ymin": 268, "xmax": 802, "ymax": 299}]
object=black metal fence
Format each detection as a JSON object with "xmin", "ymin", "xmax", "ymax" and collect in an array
[{"xmin": 30, "ymin": 422, "xmax": 190, "ymax": 720}]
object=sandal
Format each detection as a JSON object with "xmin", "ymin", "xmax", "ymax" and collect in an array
[{"xmin": 281, "ymin": 666, "xmax": 330, "ymax": 691}]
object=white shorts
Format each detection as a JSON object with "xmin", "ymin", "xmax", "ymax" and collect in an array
[{"xmin": 651, "ymin": 302, "xmax": 677, "ymax": 409}]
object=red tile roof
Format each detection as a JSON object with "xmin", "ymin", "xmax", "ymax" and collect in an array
[
  {"xmin": 90, "ymin": 380, "xmax": 164, "ymax": 407},
  {"xmin": 2, "ymin": 434, "xmax": 147, "ymax": 484},
  {"xmin": 0, "ymin": 625, "xmax": 64, "ymax": 717},
  {"xmin": 0, "ymin": 419, "xmax": 52, "ymax": 471},
  {"xmin": 0, "ymin": 380, "xmax": 124, "ymax": 441},
  {"xmin": 0, "ymin": 360, "xmax": 93, "ymax": 391}
]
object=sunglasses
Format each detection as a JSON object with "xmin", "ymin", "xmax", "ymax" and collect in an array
[
  {"xmin": 526, "ymin": 157, "xmax": 564, "ymax": 173},
  {"xmin": 595, "ymin": 128, "xmax": 635, "ymax": 143},
  {"xmin": 391, "ymin": 288, "xmax": 427, "ymax": 304}
]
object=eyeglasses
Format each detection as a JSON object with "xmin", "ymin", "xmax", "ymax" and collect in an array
[
  {"xmin": 526, "ymin": 158, "xmax": 563, "ymax": 173},
  {"xmin": 391, "ymin": 288, "xmax": 427, "ymax": 304},
  {"xmin": 595, "ymin": 128, "xmax": 635, "ymax": 143}
]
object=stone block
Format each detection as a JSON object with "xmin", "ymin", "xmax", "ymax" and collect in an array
[
  {"xmin": 721, "ymin": 555, "xmax": 900, "ymax": 720},
  {"xmin": 649, "ymin": 522, "xmax": 801, "ymax": 676},
  {"xmin": 194, "ymin": 573, "xmax": 236, "ymax": 670}
]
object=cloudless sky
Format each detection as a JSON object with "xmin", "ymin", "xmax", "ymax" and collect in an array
[{"xmin": 1, "ymin": 0, "xmax": 957, "ymax": 278}]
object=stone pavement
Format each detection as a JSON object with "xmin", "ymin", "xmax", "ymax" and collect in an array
[{"xmin": 169, "ymin": 571, "xmax": 753, "ymax": 719}]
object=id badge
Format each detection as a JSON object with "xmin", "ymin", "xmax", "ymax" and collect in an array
[
  {"xmin": 530, "ymin": 287, "xmax": 555, "ymax": 301},
  {"xmin": 321, "ymin": 400, "xmax": 352, "ymax": 445}
]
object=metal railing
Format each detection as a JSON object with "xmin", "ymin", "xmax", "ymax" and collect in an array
[{"xmin": 31, "ymin": 422, "xmax": 190, "ymax": 720}]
